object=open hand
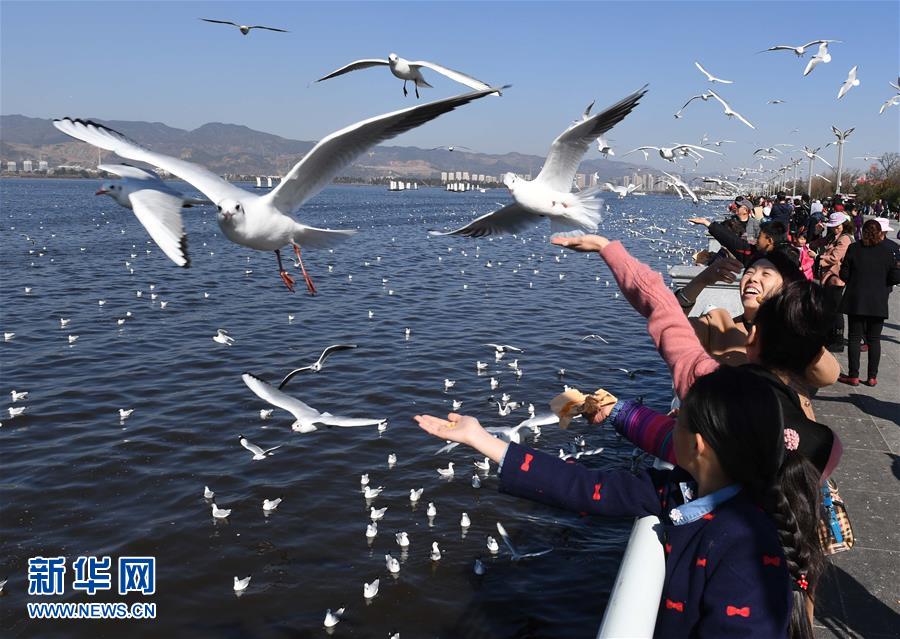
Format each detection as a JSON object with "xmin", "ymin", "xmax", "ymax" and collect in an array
[
  {"xmin": 551, "ymin": 235, "xmax": 609, "ymax": 252},
  {"xmin": 414, "ymin": 413, "xmax": 484, "ymax": 447},
  {"xmin": 687, "ymin": 217, "xmax": 711, "ymax": 227}
]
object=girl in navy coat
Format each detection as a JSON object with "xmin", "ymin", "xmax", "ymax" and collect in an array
[{"xmin": 415, "ymin": 366, "xmax": 824, "ymax": 639}]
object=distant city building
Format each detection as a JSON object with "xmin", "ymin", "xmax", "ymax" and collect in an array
[
  {"xmin": 23, "ymin": 160, "xmax": 33, "ymax": 172},
  {"xmin": 454, "ymin": 171, "xmax": 463, "ymax": 180},
  {"xmin": 6, "ymin": 161, "xmax": 16, "ymax": 172},
  {"xmin": 575, "ymin": 173, "xmax": 586, "ymax": 189},
  {"xmin": 39, "ymin": 160, "xmax": 49, "ymax": 171},
  {"xmin": 462, "ymin": 171, "xmax": 470, "ymax": 181},
  {"xmin": 440, "ymin": 171, "xmax": 448, "ymax": 183},
  {"xmin": 477, "ymin": 174, "xmax": 485, "ymax": 182}
]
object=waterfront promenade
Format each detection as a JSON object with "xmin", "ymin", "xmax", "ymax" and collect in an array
[{"xmin": 813, "ymin": 293, "xmax": 900, "ymax": 639}]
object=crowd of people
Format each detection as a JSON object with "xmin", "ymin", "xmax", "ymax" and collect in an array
[{"xmin": 411, "ymin": 196, "xmax": 898, "ymax": 638}]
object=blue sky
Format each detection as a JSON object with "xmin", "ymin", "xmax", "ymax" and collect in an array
[{"xmin": 2, "ymin": 1, "xmax": 898, "ymax": 172}]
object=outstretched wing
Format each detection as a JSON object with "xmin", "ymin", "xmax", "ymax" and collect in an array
[
  {"xmin": 242, "ymin": 372, "xmax": 322, "ymax": 423},
  {"xmin": 53, "ymin": 118, "xmax": 246, "ymax": 204},
  {"xmin": 410, "ymin": 60, "xmax": 496, "ymax": 93},
  {"xmin": 429, "ymin": 203, "xmax": 543, "ymax": 238},
  {"xmin": 201, "ymin": 18, "xmax": 240, "ymax": 27},
  {"xmin": 318, "ymin": 415, "xmax": 385, "ymax": 428},
  {"xmin": 535, "ymin": 86, "xmax": 648, "ymax": 192},
  {"xmin": 293, "ymin": 224, "xmax": 357, "ymax": 248},
  {"xmin": 316, "ymin": 58, "xmax": 390, "ymax": 82},
  {"xmin": 128, "ymin": 189, "xmax": 190, "ymax": 267},
  {"xmin": 249, "ymin": 25, "xmax": 288, "ymax": 33},
  {"xmin": 263, "ymin": 86, "xmax": 506, "ymax": 214},
  {"xmin": 98, "ymin": 163, "xmax": 166, "ymax": 185},
  {"xmin": 317, "ymin": 343, "xmax": 359, "ymax": 366}
]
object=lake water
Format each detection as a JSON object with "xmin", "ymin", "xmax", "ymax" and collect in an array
[{"xmin": 0, "ymin": 179, "xmax": 724, "ymax": 638}]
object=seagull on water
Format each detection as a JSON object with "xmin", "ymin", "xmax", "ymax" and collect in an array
[
  {"xmin": 370, "ymin": 506, "xmax": 387, "ymax": 521},
  {"xmin": 263, "ymin": 497, "xmax": 282, "ymax": 512},
  {"xmin": 431, "ymin": 87, "xmax": 647, "ymax": 238},
  {"xmin": 395, "ymin": 531, "xmax": 410, "ymax": 548},
  {"xmin": 277, "ymin": 344, "xmax": 357, "ymax": 388},
  {"xmin": 430, "ymin": 542, "xmax": 442, "ymax": 561},
  {"xmin": 93, "ymin": 164, "xmax": 210, "ymax": 267},
  {"xmin": 213, "ymin": 329, "xmax": 234, "ymax": 345},
  {"xmin": 11, "ymin": 390, "xmax": 28, "ymax": 402},
  {"xmin": 360, "ymin": 473, "xmax": 369, "ymax": 487},
  {"xmin": 474, "ymin": 457, "xmax": 490, "ymax": 471},
  {"xmin": 436, "ymin": 462, "xmax": 455, "ymax": 478},
  {"xmin": 233, "ymin": 576, "xmax": 251, "ymax": 592},
  {"xmin": 259, "ymin": 409, "xmax": 273, "ymax": 420},
  {"xmin": 364, "ymin": 579, "xmax": 380, "ymax": 599},
  {"xmin": 364, "ymin": 486, "xmax": 383, "ymax": 499},
  {"xmin": 211, "ymin": 503, "xmax": 231, "ymax": 519},
  {"xmin": 324, "ymin": 608, "xmax": 345, "ymax": 628},
  {"xmin": 426, "ymin": 502, "xmax": 437, "ymax": 517},
  {"xmin": 460, "ymin": 512, "xmax": 471, "ymax": 528},
  {"xmin": 707, "ymin": 90, "xmax": 755, "ymax": 129},
  {"xmin": 694, "ymin": 61, "xmax": 733, "ymax": 84},
  {"xmin": 203, "ymin": 486, "xmax": 215, "ymax": 499},
  {"xmin": 496, "ymin": 522, "xmax": 553, "ymax": 561},
  {"xmin": 8, "ymin": 406, "xmax": 26, "ymax": 418},
  {"xmin": 201, "ymin": 18, "xmax": 288, "ymax": 35},
  {"xmin": 54, "ymin": 88, "xmax": 499, "ymax": 293},
  {"xmin": 837, "ymin": 66, "xmax": 860, "ymax": 99},
  {"xmin": 366, "ymin": 522, "xmax": 378, "ymax": 539},
  {"xmin": 409, "ymin": 488, "xmax": 423, "ymax": 503},
  {"xmin": 242, "ymin": 373, "xmax": 386, "ymax": 432},
  {"xmin": 239, "ymin": 434, "xmax": 282, "ymax": 460},
  {"xmin": 385, "ymin": 554, "xmax": 400, "ymax": 574},
  {"xmin": 486, "ymin": 536, "xmax": 500, "ymax": 553},
  {"xmin": 316, "ymin": 53, "xmax": 499, "ymax": 98},
  {"xmin": 804, "ymin": 42, "xmax": 834, "ymax": 76}
]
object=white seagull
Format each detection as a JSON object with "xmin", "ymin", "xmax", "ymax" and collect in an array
[
  {"xmin": 837, "ymin": 66, "xmax": 860, "ymax": 99},
  {"xmin": 233, "ymin": 576, "xmax": 251, "ymax": 592},
  {"xmin": 263, "ymin": 497, "xmax": 282, "ymax": 512},
  {"xmin": 409, "ymin": 488, "xmax": 423, "ymax": 503},
  {"xmin": 436, "ymin": 462, "xmax": 455, "ymax": 478},
  {"xmin": 53, "ymin": 88, "xmax": 499, "ymax": 293},
  {"xmin": 211, "ymin": 503, "xmax": 231, "ymax": 519},
  {"xmin": 625, "ymin": 143, "xmax": 718, "ymax": 163},
  {"xmin": 94, "ymin": 164, "xmax": 210, "ymax": 267},
  {"xmin": 804, "ymin": 42, "xmax": 834, "ymax": 76},
  {"xmin": 11, "ymin": 390, "xmax": 28, "ymax": 402},
  {"xmin": 385, "ymin": 554, "xmax": 400, "ymax": 574},
  {"xmin": 761, "ymin": 39, "xmax": 840, "ymax": 57},
  {"xmin": 316, "ymin": 53, "xmax": 498, "ymax": 98},
  {"xmin": 323, "ymin": 608, "xmax": 345, "ymax": 628},
  {"xmin": 496, "ymin": 522, "xmax": 553, "ymax": 561},
  {"xmin": 694, "ymin": 62, "xmax": 733, "ymax": 84},
  {"xmin": 430, "ymin": 542, "xmax": 442, "ymax": 561},
  {"xmin": 276, "ymin": 344, "xmax": 358, "ymax": 388},
  {"xmin": 673, "ymin": 92, "xmax": 714, "ymax": 118},
  {"xmin": 880, "ymin": 94, "xmax": 900, "ymax": 114},
  {"xmin": 201, "ymin": 18, "xmax": 288, "ymax": 35},
  {"xmin": 395, "ymin": 531, "xmax": 410, "ymax": 547},
  {"xmin": 238, "ymin": 434, "xmax": 282, "ymax": 460},
  {"xmin": 603, "ymin": 183, "xmax": 638, "ymax": 199},
  {"xmin": 429, "ymin": 87, "xmax": 648, "ymax": 238},
  {"xmin": 242, "ymin": 372, "xmax": 386, "ymax": 432},
  {"xmin": 213, "ymin": 328, "xmax": 234, "ymax": 346},
  {"xmin": 485, "ymin": 343, "xmax": 523, "ymax": 354},
  {"xmin": 707, "ymin": 90, "xmax": 755, "ymax": 129},
  {"xmin": 204, "ymin": 486, "xmax": 215, "ymax": 499},
  {"xmin": 364, "ymin": 579, "xmax": 380, "ymax": 599}
]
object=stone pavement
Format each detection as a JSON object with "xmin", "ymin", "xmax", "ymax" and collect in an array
[{"xmin": 813, "ymin": 293, "xmax": 900, "ymax": 639}]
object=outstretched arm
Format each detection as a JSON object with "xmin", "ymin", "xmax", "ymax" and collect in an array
[{"xmin": 552, "ymin": 235, "xmax": 719, "ymax": 399}]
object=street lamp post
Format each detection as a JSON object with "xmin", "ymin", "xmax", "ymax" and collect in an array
[{"xmin": 831, "ymin": 125, "xmax": 855, "ymax": 195}]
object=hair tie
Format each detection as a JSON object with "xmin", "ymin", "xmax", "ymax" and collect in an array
[
  {"xmin": 796, "ymin": 574, "xmax": 809, "ymax": 591},
  {"xmin": 784, "ymin": 429, "xmax": 800, "ymax": 451}
]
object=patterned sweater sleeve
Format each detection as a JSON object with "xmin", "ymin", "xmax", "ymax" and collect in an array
[
  {"xmin": 598, "ymin": 241, "xmax": 720, "ymax": 399},
  {"xmin": 499, "ymin": 442, "xmax": 663, "ymax": 518},
  {"xmin": 610, "ymin": 399, "xmax": 677, "ymax": 464}
]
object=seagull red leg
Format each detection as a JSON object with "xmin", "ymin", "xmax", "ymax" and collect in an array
[
  {"xmin": 292, "ymin": 243, "xmax": 317, "ymax": 296},
  {"xmin": 275, "ymin": 249, "xmax": 295, "ymax": 292}
]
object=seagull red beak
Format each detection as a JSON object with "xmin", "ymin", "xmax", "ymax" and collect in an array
[{"xmin": 95, "ymin": 189, "xmax": 108, "ymax": 195}]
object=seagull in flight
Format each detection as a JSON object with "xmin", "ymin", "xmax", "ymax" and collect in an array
[
  {"xmin": 496, "ymin": 522, "xmax": 553, "ymax": 561},
  {"xmin": 760, "ymin": 39, "xmax": 840, "ymax": 57},
  {"xmin": 484, "ymin": 343, "xmax": 523, "ymax": 354},
  {"xmin": 803, "ymin": 42, "xmax": 834, "ymax": 76},
  {"xmin": 429, "ymin": 87, "xmax": 647, "ymax": 238},
  {"xmin": 609, "ymin": 367, "xmax": 654, "ymax": 379},
  {"xmin": 674, "ymin": 92, "xmax": 713, "ymax": 118},
  {"xmin": 879, "ymin": 95, "xmax": 900, "ymax": 114},
  {"xmin": 603, "ymin": 183, "xmax": 638, "ymax": 199},
  {"xmin": 580, "ymin": 334, "xmax": 609, "ymax": 344},
  {"xmin": 53, "ymin": 88, "xmax": 499, "ymax": 293},
  {"xmin": 242, "ymin": 372, "xmax": 386, "ymax": 433},
  {"xmin": 316, "ymin": 53, "xmax": 498, "ymax": 98},
  {"xmin": 694, "ymin": 62, "xmax": 733, "ymax": 84},
  {"xmin": 625, "ymin": 143, "xmax": 718, "ymax": 163},
  {"xmin": 837, "ymin": 66, "xmax": 860, "ymax": 99},
  {"xmin": 277, "ymin": 344, "xmax": 358, "ymax": 388},
  {"xmin": 239, "ymin": 434, "xmax": 282, "ymax": 460},
  {"xmin": 660, "ymin": 172, "xmax": 700, "ymax": 204},
  {"xmin": 707, "ymin": 90, "xmax": 755, "ymax": 129},
  {"xmin": 200, "ymin": 18, "xmax": 288, "ymax": 35},
  {"xmin": 93, "ymin": 164, "xmax": 210, "ymax": 267}
]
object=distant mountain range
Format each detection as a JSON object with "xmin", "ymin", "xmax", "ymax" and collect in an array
[{"xmin": 0, "ymin": 114, "xmax": 651, "ymax": 181}]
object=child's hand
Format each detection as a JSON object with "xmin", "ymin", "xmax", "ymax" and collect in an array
[
  {"xmin": 551, "ymin": 235, "xmax": 609, "ymax": 252},
  {"xmin": 414, "ymin": 413, "xmax": 484, "ymax": 447}
]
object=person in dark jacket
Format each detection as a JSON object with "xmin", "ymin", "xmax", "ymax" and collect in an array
[
  {"xmin": 688, "ymin": 217, "xmax": 798, "ymax": 268},
  {"xmin": 770, "ymin": 192, "xmax": 793, "ymax": 227},
  {"xmin": 415, "ymin": 366, "xmax": 824, "ymax": 639},
  {"xmin": 838, "ymin": 219, "xmax": 900, "ymax": 386}
]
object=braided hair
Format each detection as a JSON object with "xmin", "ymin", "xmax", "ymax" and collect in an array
[{"xmin": 681, "ymin": 367, "xmax": 824, "ymax": 639}]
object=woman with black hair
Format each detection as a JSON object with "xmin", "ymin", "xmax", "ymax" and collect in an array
[
  {"xmin": 415, "ymin": 366, "xmax": 824, "ymax": 638},
  {"xmin": 837, "ymin": 218, "xmax": 900, "ymax": 386},
  {"xmin": 814, "ymin": 213, "xmax": 855, "ymax": 351}
]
